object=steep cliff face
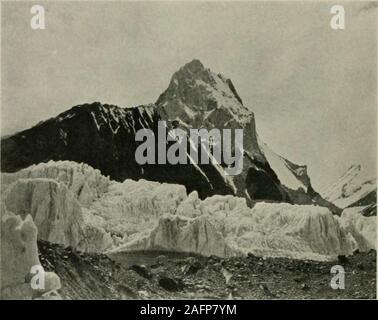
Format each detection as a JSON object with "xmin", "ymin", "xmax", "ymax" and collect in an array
[
  {"xmin": 1, "ymin": 204, "xmax": 61, "ymax": 299},
  {"xmin": 1, "ymin": 103, "xmax": 155, "ymax": 177},
  {"xmin": 156, "ymin": 60, "xmax": 275, "ymax": 200}
]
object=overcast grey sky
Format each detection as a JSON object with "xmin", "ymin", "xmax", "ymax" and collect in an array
[{"xmin": 1, "ymin": 1, "xmax": 377, "ymax": 191}]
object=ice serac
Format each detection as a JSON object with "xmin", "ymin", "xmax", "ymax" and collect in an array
[
  {"xmin": 1, "ymin": 162, "xmax": 114, "ymax": 252},
  {"xmin": 174, "ymin": 194, "xmax": 357, "ymax": 261},
  {"xmin": 117, "ymin": 215, "xmax": 237, "ymax": 258},
  {"xmin": 339, "ymin": 207, "xmax": 377, "ymax": 251},
  {"xmin": 1, "ymin": 204, "xmax": 61, "ymax": 299},
  {"xmin": 3, "ymin": 178, "xmax": 84, "ymax": 248},
  {"xmin": 84, "ymin": 178, "xmax": 187, "ymax": 245},
  {"xmin": 112, "ymin": 190, "xmax": 360, "ymax": 261},
  {"xmin": 2, "ymin": 161, "xmax": 373, "ymax": 260},
  {"xmin": 107, "ymin": 180, "xmax": 366, "ymax": 261},
  {"xmin": 1, "ymin": 162, "xmax": 189, "ymax": 252},
  {"xmin": 321, "ymin": 164, "xmax": 376, "ymax": 215},
  {"xmin": 2, "ymin": 160, "xmax": 110, "ymax": 207}
]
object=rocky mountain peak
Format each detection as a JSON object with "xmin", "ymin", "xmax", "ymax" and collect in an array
[
  {"xmin": 176, "ymin": 60, "xmax": 242, "ymax": 104},
  {"xmin": 181, "ymin": 59, "xmax": 206, "ymax": 74},
  {"xmin": 156, "ymin": 59, "xmax": 251, "ymax": 128}
]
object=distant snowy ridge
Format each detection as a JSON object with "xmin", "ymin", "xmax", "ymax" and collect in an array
[{"xmin": 321, "ymin": 164, "xmax": 376, "ymax": 210}]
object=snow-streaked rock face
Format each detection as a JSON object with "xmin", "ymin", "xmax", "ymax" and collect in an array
[
  {"xmin": 258, "ymin": 141, "xmax": 309, "ymax": 192},
  {"xmin": 1, "ymin": 204, "xmax": 61, "ymax": 299},
  {"xmin": 339, "ymin": 207, "xmax": 376, "ymax": 251},
  {"xmin": 156, "ymin": 59, "xmax": 252, "ymax": 128},
  {"xmin": 0, "ymin": 101, "xmax": 234, "ymax": 200},
  {"xmin": 321, "ymin": 164, "xmax": 376, "ymax": 209},
  {"xmin": 156, "ymin": 59, "xmax": 266, "ymax": 178}
]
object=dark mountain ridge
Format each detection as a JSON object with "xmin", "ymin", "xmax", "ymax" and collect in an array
[{"xmin": 1, "ymin": 60, "xmax": 340, "ymax": 212}]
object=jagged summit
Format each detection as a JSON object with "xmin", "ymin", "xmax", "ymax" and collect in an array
[
  {"xmin": 156, "ymin": 59, "xmax": 249, "ymax": 128},
  {"xmin": 181, "ymin": 59, "xmax": 206, "ymax": 73},
  {"xmin": 50, "ymin": 102, "xmax": 157, "ymax": 134},
  {"xmin": 57, "ymin": 101, "xmax": 155, "ymax": 118},
  {"xmin": 177, "ymin": 59, "xmax": 242, "ymax": 104}
]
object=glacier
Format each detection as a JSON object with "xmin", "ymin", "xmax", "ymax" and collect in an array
[
  {"xmin": 1, "ymin": 161, "xmax": 376, "ymax": 261},
  {"xmin": 339, "ymin": 206, "xmax": 376, "ymax": 251}
]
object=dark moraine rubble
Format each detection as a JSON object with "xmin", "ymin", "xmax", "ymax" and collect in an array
[{"xmin": 38, "ymin": 241, "xmax": 376, "ymax": 300}]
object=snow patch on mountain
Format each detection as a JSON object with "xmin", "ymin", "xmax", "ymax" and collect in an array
[
  {"xmin": 258, "ymin": 140, "xmax": 308, "ymax": 192},
  {"xmin": 321, "ymin": 164, "xmax": 376, "ymax": 209}
]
